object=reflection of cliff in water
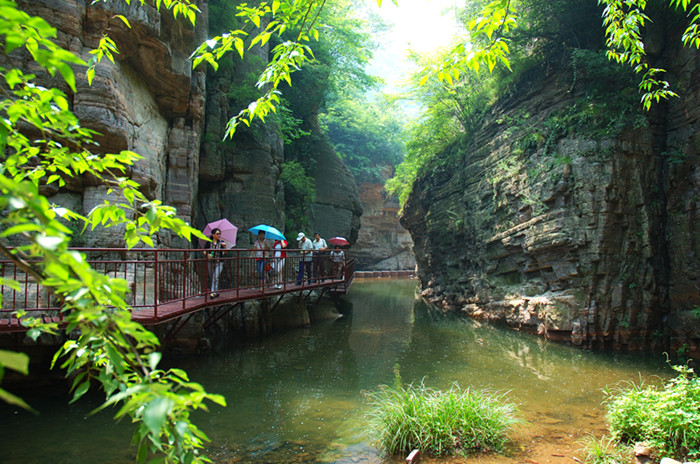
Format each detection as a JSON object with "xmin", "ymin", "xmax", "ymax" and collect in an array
[
  {"xmin": 167, "ymin": 314, "xmax": 362, "ymax": 463},
  {"xmin": 399, "ymin": 301, "xmax": 669, "ymax": 409}
]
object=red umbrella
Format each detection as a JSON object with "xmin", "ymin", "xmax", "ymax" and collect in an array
[
  {"xmin": 328, "ymin": 236, "xmax": 350, "ymax": 246},
  {"xmin": 200, "ymin": 218, "xmax": 238, "ymax": 249}
]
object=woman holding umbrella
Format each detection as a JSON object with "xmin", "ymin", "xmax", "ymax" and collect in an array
[
  {"xmin": 248, "ymin": 225, "xmax": 286, "ymax": 288},
  {"xmin": 203, "ymin": 228, "xmax": 226, "ymax": 298},
  {"xmin": 252, "ymin": 230, "xmax": 270, "ymax": 287}
]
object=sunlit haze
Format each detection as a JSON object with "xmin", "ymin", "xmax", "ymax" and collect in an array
[{"xmin": 366, "ymin": 0, "xmax": 462, "ymax": 93}]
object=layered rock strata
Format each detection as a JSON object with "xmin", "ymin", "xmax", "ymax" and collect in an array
[
  {"xmin": 402, "ymin": 48, "xmax": 699, "ymax": 355},
  {"xmin": 14, "ymin": 0, "xmax": 208, "ymax": 248},
  {"xmin": 352, "ymin": 182, "xmax": 415, "ymax": 270}
]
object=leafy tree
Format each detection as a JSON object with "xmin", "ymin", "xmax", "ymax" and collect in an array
[
  {"xmin": 278, "ymin": 0, "xmax": 379, "ymax": 119},
  {"xmin": 432, "ymin": 0, "xmax": 700, "ymax": 109},
  {"xmin": 192, "ymin": 0, "xmax": 700, "ymax": 141},
  {"xmin": 276, "ymin": 0, "xmax": 382, "ymax": 225},
  {"xmin": 598, "ymin": 0, "xmax": 700, "ymax": 110},
  {"xmin": 320, "ymin": 92, "xmax": 406, "ymax": 184},
  {"xmin": 0, "ymin": 1, "xmax": 225, "ymax": 462},
  {"xmin": 386, "ymin": 40, "xmax": 498, "ymax": 210}
]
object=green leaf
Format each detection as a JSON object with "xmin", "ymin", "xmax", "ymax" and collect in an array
[
  {"xmin": 56, "ymin": 61, "xmax": 77, "ymax": 92},
  {"xmin": 0, "ymin": 278, "xmax": 21, "ymax": 292},
  {"xmin": 114, "ymin": 14, "xmax": 131, "ymax": 28},
  {"xmin": 0, "ymin": 349, "xmax": 30, "ymax": 374},
  {"xmin": 0, "ymin": 387, "xmax": 37, "ymax": 413},
  {"xmin": 143, "ymin": 398, "xmax": 175, "ymax": 436},
  {"xmin": 137, "ymin": 440, "xmax": 149, "ymax": 463},
  {"xmin": 70, "ymin": 380, "xmax": 90, "ymax": 404},
  {"xmin": 27, "ymin": 328, "xmax": 41, "ymax": 341},
  {"xmin": 148, "ymin": 352, "xmax": 162, "ymax": 371}
]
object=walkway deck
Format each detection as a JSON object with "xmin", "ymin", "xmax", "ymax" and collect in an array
[{"xmin": 0, "ymin": 248, "xmax": 354, "ymax": 333}]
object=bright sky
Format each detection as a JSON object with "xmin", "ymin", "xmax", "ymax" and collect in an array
[{"xmin": 366, "ymin": 0, "xmax": 462, "ymax": 93}]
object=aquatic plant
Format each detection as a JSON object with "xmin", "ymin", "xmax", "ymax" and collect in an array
[
  {"xmin": 365, "ymin": 381, "xmax": 519, "ymax": 456},
  {"xmin": 579, "ymin": 435, "xmax": 631, "ymax": 464},
  {"xmin": 604, "ymin": 365, "xmax": 700, "ymax": 460}
]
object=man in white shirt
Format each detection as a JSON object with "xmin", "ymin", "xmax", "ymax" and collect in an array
[
  {"xmin": 312, "ymin": 232, "xmax": 328, "ymax": 281},
  {"xmin": 296, "ymin": 232, "xmax": 314, "ymax": 285}
]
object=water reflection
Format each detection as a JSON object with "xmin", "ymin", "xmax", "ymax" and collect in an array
[{"xmin": 0, "ymin": 280, "xmax": 671, "ymax": 464}]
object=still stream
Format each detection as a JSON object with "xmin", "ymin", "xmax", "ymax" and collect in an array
[{"xmin": 0, "ymin": 279, "xmax": 672, "ymax": 463}]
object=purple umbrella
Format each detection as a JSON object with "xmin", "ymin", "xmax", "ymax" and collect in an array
[{"xmin": 200, "ymin": 218, "xmax": 238, "ymax": 249}]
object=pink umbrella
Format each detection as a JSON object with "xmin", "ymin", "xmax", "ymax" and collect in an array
[
  {"xmin": 328, "ymin": 236, "xmax": 350, "ymax": 246},
  {"xmin": 200, "ymin": 218, "xmax": 237, "ymax": 249}
]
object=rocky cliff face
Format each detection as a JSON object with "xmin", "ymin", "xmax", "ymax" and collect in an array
[
  {"xmin": 14, "ymin": 0, "xmax": 208, "ymax": 248},
  {"xmin": 196, "ymin": 44, "xmax": 285, "ymax": 247},
  {"xmin": 20, "ymin": 0, "xmax": 360, "ymax": 251},
  {"xmin": 353, "ymin": 182, "xmax": 415, "ymax": 270},
  {"xmin": 196, "ymin": 0, "xmax": 362, "ymax": 246},
  {"xmin": 402, "ymin": 46, "xmax": 699, "ymax": 356},
  {"xmin": 306, "ymin": 122, "xmax": 363, "ymax": 243},
  {"xmin": 283, "ymin": 79, "xmax": 363, "ymax": 243}
]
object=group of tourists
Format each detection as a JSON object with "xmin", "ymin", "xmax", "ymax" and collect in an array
[
  {"xmin": 295, "ymin": 232, "xmax": 345, "ymax": 285},
  {"xmin": 202, "ymin": 228, "xmax": 345, "ymax": 297}
]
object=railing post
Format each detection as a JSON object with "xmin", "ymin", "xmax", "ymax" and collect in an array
[
  {"xmin": 154, "ymin": 248, "xmax": 159, "ymax": 321},
  {"xmin": 260, "ymin": 249, "xmax": 265, "ymax": 295},
  {"xmin": 182, "ymin": 250, "xmax": 187, "ymax": 310}
]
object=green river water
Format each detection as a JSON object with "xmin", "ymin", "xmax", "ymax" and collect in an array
[{"xmin": 0, "ymin": 279, "xmax": 673, "ymax": 463}]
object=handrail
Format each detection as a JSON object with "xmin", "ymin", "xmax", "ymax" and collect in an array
[{"xmin": 0, "ymin": 248, "xmax": 354, "ymax": 326}]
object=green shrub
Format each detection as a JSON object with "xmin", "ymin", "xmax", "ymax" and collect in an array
[
  {"xmin": 579, "ymin": 435, "xmax": 632, "ymax": 464},
  {"xmin": 604, "ymin": 365, "xmax": 700, "ymax": 460},
  {"xmin": 280, "ymin": 160, "xmax": 315, "ymax": 232},
  {"xmin": 366, "ymin": 381, "xmax": 519, "ymax": 456}
]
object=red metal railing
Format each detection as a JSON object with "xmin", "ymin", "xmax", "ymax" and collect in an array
[{"xmin": 0, "ymin": 248, "xmax": 353, "ymax": 327}]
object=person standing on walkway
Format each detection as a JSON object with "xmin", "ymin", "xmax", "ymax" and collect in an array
[
  {"xmin": 312, "ymin": 232, "xmax": 328, "ymax": 281},
  {"xmin": 330, "ymin": 245, "xmax": 345, "ymax": 279},
  {"xmin": 252, "ymin": 230, "xmax": 269, "ymax": 287},
  {"xmin": 204, "ymin": 228, "xmax": 226, "ymax": 298},
  {"xmin": 272, "ymin": 239, "xmax": 287, "ymax": 288},
  {"xmin": 296, "ymin": 232, "xmax": 313, "ymax": 285}
]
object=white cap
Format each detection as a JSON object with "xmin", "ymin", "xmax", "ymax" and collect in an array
[{"xmin": 297, "ymin": 232, "xmax": 305, "ymax": 240}]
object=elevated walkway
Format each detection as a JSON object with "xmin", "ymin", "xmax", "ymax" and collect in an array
[{"xmin": 0, "ymin": 248, "xmax": 354, "ymax": 333}]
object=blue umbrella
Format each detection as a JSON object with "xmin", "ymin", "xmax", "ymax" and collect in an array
[{"xmin": 248, "ymin": 224, "xmax": 286, "ymax": 241}]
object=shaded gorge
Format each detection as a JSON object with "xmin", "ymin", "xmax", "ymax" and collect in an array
[{"xmin": 0, "ymin": 280, "xmax": 673, "ymax": 463}]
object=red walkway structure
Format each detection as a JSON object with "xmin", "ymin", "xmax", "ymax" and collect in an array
[{"xmin": 0, "ymin": 248, "xmax": 355, "ymax": 333}]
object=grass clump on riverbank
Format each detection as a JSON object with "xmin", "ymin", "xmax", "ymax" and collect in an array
[
  {"xmin": 604, "ymin": 365, "xmax": 700, "ymax": 460},
  {"xmin": 579, "ymin": 435, "xmax": 631, "ymax": 464},
  {"xmin": 366, "ymin": 381, "xmax": 519, "ymax": 456}
]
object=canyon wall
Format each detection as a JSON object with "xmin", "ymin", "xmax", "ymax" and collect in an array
[
  {"xmin": 13, "ymin": 0, "xmax": 208, "ymax": 248},
  {"xmin": 14, "ymin": 0, "xmax": 362, "ymax": 250},
  {"xmin": 402, "ymin": 44, "xmax": 699, "ymax": 355},
  {"xmin": 196, "ymin": 45, "xmax": 286, "ymax": 247},
  {"xmin": 197, "ymin": 0, "xmax": 362, "ymax": 246},
  {"xmin": 305, "ymin": 123, "xmax": 363, "ymax": 243},
  {"xmin": 352, "ymin": 182, "xmax": 415, "ymax": 271},
  {"xmin": 283, "ymin": 68, "xmax": 363, "ymax": 244}
]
